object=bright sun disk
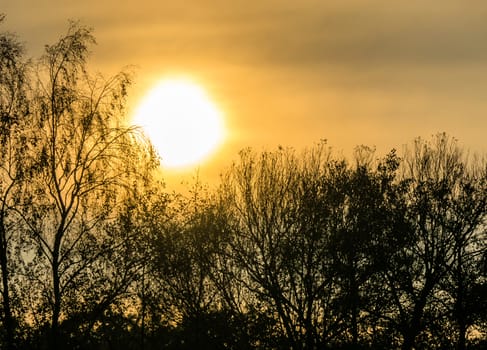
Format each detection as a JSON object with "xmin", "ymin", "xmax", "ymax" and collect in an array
[{"xmin": 132, "ymin": 79, "xmax": 225, "ymax": 169}]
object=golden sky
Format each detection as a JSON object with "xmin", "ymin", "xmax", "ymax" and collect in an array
[{"xmin": 3, "ymin": 0, "xmax": 487, "ymax": 186}]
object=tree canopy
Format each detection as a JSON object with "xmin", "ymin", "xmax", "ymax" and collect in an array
[{"xmin": 0, "ymin": 18, "xmax": 486, "ymax": 350}]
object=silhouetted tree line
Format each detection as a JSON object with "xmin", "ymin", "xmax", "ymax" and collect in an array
[{"xmin": 1, "ymin": 18, "xmax": 486, "ymax": 350}]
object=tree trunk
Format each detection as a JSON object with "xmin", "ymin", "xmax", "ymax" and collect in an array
[
  {"xmin": 401, "ymin": 285, "xmax": 430, "ymax": 350},
  {"xmin": 457, "ymin": 321, "xmax": 466, "ymax": 350},
  {"xmin": 351, "ymin": 298, "xmax": 358, "ymax": 347},
  {"xmin": 401, "ymin": 328, "xmax": 417, "ymax": 350},
  {"xmin": 50, "ymin": 237, "xmax": 62, "ymax": 350},
  {"xmin": 141, "ymin": 265, "xmax": 146, "ymax": 350},
  {"xmin": 401, "ymin": 313, "xmax": 424, "ymax": 350},
  {"xmin": 456, "ymin": 250, "xmax": 466, "ymax": 350},
  {"xmin": 350, "ymin": 264, "xmax": 359, "ymax": 347},
  {"xmin": 0, "ymin": 222, "xmax": 15, "ymax": 350},
  {"xmin": 273, "ymin": 292, "xmax": 299, "ymax": 350},
  {"xmin": 50, "ymin": 261, "xmax": 61, "ymax": 349}
]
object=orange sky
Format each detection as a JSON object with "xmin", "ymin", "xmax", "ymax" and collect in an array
[{"xmin": 3, "ymin": 0, "xmax": 487, "ymax": 188}]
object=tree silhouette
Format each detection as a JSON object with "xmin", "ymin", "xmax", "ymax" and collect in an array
[
  {"xmin": 376, "ymin": 134, "xmax": 487, "ymax": 350},
  {"xmin": 7, "ymin": 22, "xmax": 158, "ymax": 349},
  {"xmin": 1, "ymin": 16, "xmax": 487, "ymax": 350},
  {"xmin": 329, "ymin": 147, "xmax": 408, "ymax": 348},
  {"xmin": 0, "ymin": 14, "xmax": 33, "ymax": 349},
  {"xmin": 218, "ymin": 144, "xmax": 350, "ymax": 349}
]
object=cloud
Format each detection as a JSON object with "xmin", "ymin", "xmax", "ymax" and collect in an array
[
  {"xmin": 4, "ymin": 0, "xmax": 487, "ymax": 155},
  {"xmin": 6, "ymin": 0, "xmax": 487, "ymax": 69}
]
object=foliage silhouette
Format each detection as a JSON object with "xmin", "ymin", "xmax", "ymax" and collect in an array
[
  {"xmin": 0, "ymin": 18, "xmax": 486, "ymax": 350},
  {"xmin": 1, "ymin": 14, "xmax": 31, "ymax": 350}
]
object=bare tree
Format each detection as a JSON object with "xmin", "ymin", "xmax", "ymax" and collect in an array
[
  {"xmin": 0, "ymin": 14, "xmax": 32, "ymax": 349},
  {"xmin": 218, "ymin": 144, "xmax": 353, "ymax": 349},
  {"xmin": 329, "ymin": 147, "xmax": 408, "ymax": 347},
  {"xmin": 15, "ymin": 22, "xmax": 157, "ymax": 349},
  {"xmin": 380, "ymin": 134, "xmax": 487, "ymax": 350}
]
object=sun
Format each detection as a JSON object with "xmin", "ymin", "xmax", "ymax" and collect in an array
[{"xmin": 132, "ymin": 78, "xmax": 225, "ymax": 169}]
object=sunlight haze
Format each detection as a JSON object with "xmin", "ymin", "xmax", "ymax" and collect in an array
[
  {"xmin": 4, "ymin": 0, "xmax": 487, "ymax": 186},
  {"xmin": 1, "ymin": 2, "xmax": 486, "ymax": 348}
]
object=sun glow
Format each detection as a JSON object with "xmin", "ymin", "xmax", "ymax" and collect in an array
[{"xmin": 132, "ymin": 79, "xmax": 225, "ymax": 169}]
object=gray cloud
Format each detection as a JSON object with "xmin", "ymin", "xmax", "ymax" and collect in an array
[{"xmin": 6, "ymin": 1, "xmax": 487, "ymax": 68}]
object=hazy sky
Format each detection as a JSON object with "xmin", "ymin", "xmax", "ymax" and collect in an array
[{"xmin": 3, "ymin": 0, "xmax": 487, "ymax": 184}]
